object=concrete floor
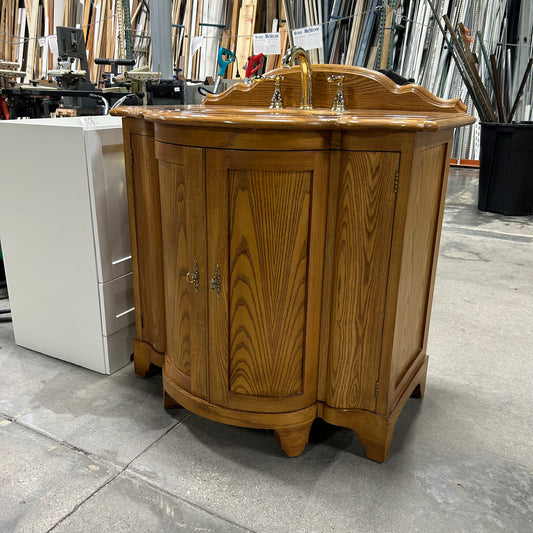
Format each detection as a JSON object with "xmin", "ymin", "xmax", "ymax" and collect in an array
[{"xmin": 0, "ymin": 168, "xmax": 532, "ymax": 533}]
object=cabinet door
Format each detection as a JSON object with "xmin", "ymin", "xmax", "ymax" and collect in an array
[
  {"xmin": 157, "ymin": 143, "xmax": 208, "ymax": 400},
  {"xmin": 206, "ymin": 149, "xmax": 329, "ymax": 413},
  {"xmin": 326, "ymin": 151, "xmax": 400, "ymax": 411}
]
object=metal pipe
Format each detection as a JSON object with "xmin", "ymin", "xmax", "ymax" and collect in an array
[{"xmin": 150, "ymin": 0, "xmax": 173, "ymax": 79}]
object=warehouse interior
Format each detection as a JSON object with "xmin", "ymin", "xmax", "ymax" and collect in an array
[{"xmin": 1, "ymin": 1, "xmax": 532, "ymax": 532}]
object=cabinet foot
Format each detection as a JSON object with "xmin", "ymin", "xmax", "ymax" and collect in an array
[
  {"xmin": 410, "ymin": 358, "xmax": 428, "ymax": 399},
  {"xmin": 273, "ymin": 421, "xmax": 314, "ymax": 458},
  {"xmin": 322, "ymin": 357, "xmax": 429, "ymax": 462},
  {"xmin": 410, "ymin": 382, "xmax": 425, "ymax": 399},
  {"xmin": 356, "ymin": 420, "xmax": 396, "ymax": 463},
  {"xmin": 133, "ymin": 339, "xmax": 164, "ymax": 378},
  {"xmin": 163, "ymin": 390, "xmax": 183, "ymax": 410},
  {"xmin": 134, "ymin": 357, "xmax": 154, "ymax": 378}
]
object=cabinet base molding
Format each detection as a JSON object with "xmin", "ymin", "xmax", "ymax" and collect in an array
[
  {"xmin": 133, "ymin": 339, "xmax": 164, "ymax": 377},
  {"xmin": 322, "ymin": 357, "xmax": 428, "ymax": 462},
  {"xmin": 162, "ymin": 357, "xmax": 428, "ymax": 461},
  {"xmin": 163, "ymin": 372, "xmax": 317, "ymax": 430}
]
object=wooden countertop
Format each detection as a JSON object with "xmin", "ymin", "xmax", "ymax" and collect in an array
[
  {"xmin": 112, "ymin": 65, "xmax": 475, "ymax": 132},
  {"xmin": 137, "ymin": 105, "xmax": 473, "ymax": 132}
]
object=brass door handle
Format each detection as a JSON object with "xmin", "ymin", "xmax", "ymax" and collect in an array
[
  {"xmin": 186, "ymin": 259, "xmax": 199, "ymax": 293},
  {"xmin": 210, "ymin": 264, "xmax": 221, "ymax": 298}
]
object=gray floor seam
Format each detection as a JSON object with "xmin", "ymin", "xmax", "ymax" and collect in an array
[
  {"xmin": 45, "ymin": 469, "xmax": 123, "ymax": 532},
  {"xmin": 5, "ymin": 408, "xmax": 256, "ymax": 533},
  {"xmin": 2, "ymin": 415, "xmax": 118, "ymax": 467},
  {"xmin": 45, "ymin": 414, "xmax": 192, "ymax": 532},
  {"xmin": 122, "ymin": 468, "xmax": 258, "ymax": 533}
]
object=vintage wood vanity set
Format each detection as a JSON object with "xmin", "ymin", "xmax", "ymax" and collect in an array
[{"xmin": 113, "ymin": 49, "xmax": 474, "ymax": 462}]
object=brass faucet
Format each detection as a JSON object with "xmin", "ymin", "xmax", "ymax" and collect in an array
[{"xmin": 281, "ymin": 46, "xmax": 312, "ymax": 110}]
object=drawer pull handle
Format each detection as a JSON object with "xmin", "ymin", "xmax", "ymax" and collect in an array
[
  {"xmin": 210, "ymin": 264, "xmax": 221, "ymax": 298},
  {"xmin": 115, "ymin": 307, "xmax": 135, "ymax": 319},
  {"xmin": 186, "ymin": 260, "xmax": 200, "ymax": 293}
]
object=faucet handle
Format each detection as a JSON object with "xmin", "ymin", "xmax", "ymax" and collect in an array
[
  {"xmin": 327, "ymin": 74, "xmax": 345, "ymax": 85},
  {"xmin": 327, "ymin": 75, "xmax": 346, "ymax": 112},
  {"xmin": 263, "ymin": 74, "xmax": 285, "ymax": 82},
  {"xmin": 266, "ymin": 75, "xmax": 285, "ymax": 109}
]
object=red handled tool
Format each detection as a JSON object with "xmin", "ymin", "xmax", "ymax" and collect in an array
[
  {"xmin": 245, "ymin": 53, "xmax": 264, "ymax": 84},
  {"xmin": 0, "ymin": 96, "xmax": 9, "ymax": 120}
]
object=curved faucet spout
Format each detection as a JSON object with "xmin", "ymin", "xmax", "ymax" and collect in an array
[{"xmin": 282, "ymin": 46, "xmax": 313, "ymax": 110}]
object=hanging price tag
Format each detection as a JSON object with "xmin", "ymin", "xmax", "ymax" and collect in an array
[
  {"xmin": 253, "ymin": 33, "xmax": 281, "ymax": 55},
  {"xmin": 48, "ymin": 35, "xmax": 58, "ymax": 54},
  {"xmin": 292, "ymin": 25, "xmax": 323, "ymax": 51},
  {"xmin": 190, "ymin": 36, "xmax": 203, "ymax": 57},
  {"xmin": 38, "ymin": 37, "xmax": 46, "ymax": 47}
]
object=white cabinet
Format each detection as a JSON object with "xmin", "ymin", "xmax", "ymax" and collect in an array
[{"xmin": 0, "ymin": 116, "xmax": 134, "ymax": 374}]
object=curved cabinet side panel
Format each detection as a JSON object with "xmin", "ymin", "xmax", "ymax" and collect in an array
[
  {"xmin": 326, "ymin": 151, "xmax": 400, "ymax": 411},
  {"xmin": 130, "ymin": 133, "xmax": 167, "ymax": 355},
  {"xmin": 158, "ymin": 147, "xmax": 208, "ymax": 400}
]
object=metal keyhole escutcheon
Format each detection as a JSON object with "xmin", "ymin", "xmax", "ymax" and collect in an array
[
  {"xmin": 211, "ymin": 264, "xmax": 221, "ymax": 298},
  {"xmin": 186, "ymin": 259, "xmax": 199, "ymax": 293}
]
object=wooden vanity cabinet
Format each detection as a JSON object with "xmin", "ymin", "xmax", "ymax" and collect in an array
[{"xmin": 117, "ymin": 66, "xmax": 474, "ymax": 461}]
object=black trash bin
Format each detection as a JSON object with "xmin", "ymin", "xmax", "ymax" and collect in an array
[{"xmin": 478, "ymin": 122, "xmax": 533, "ymax": 216}]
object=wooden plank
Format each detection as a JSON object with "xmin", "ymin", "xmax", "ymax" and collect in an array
[
  {"xmin": 276, "ymin": 20, "xmax": 288, "ymax": 68},
  {"xmin": 457, "ymin": 21, "xmax": 497, "ymax": 122},
  {"xmin": 236, "ymin": 0, "xmax": 256, "ymax": 79},
  {"xmin": 182, "ymin": 0, "xmax": 193, "ymax": 80},
  {"xmin": 490, "ymin": 53, "xmax": 506, "ymax": 122},
  {"xmin": 1, "ymin": 0, "xmax": 8, "ymax": 61},
  {"xmin": 83, "ymin": 0, "xmax": 92, "ymax": 41},
  {"xmin": 227, "ymin": 0, "xmax": 241, "ymax": 78},
  {"xmin": 265, "ymin": 17, "xmax": 278, "ymax": 72},
  {"xmin": 24, "ymin": 0, "xmax": 39, "ymax": 82},
  {"xmin": 266, "ymin": 0, "xmax": 276, "ymax": 32},
  {"xmin": 36, "ymin": 2, "xmax": 43, "ymax": 78},
  {"xmin": 194, "ymin": 0, "xmax": 204, "ymax": 80},
  {"xmin": 107, "ymin": 0, "xmax": 115, "ymax": 60},
  {"xmin": 380, "ymin": 2, "xmax": 394, "ymax": 69},
  {"xmin": 87, "ymin": 1, "xmax": 96, "ymax": 77}
]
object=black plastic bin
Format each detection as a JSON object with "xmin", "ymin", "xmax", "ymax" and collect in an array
[{"xmin": 478, "ymin": 122, "xmax": 533, "ymax": 216}]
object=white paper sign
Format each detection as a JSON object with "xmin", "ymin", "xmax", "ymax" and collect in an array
[
  {"xmin": 38, "ymin": 37, "xmax": 46, "ymax": 47},
  {"xmin": 190, "ymin": 36, "xmax": 203, "ymax": 57},
  {"xmin": 253, "ymin": 32, "xmax": 281, "ymax": 55},
  {"xmin": 48, "ymin": 35, "xmax": 58, "ymax": 54},
  {"xmin": 292, "ymin": 25, "xmax": 323, "ymax": 51}
]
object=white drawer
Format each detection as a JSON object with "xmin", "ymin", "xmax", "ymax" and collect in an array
[
  {"xmin": 104, "ymin": 323, "xmax": 136, "ymax": 374},
  {"xmin": 86, "ymin": 128, "xmax": 132, "ymax": 283},
  {"xmin": 99, "ymin": 273, "xmax": 135, "ymax": 336}
]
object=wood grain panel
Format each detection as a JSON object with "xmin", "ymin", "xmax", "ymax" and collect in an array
[
  {"xmin": 390, "ymin": 143, "xmax": 447, "ymax": 397},
  {"xmin": 207, "ymin": 150, "xmax": 329, "ymax": 413},
  {"xmin": 202, "ymin": 64, "xmax": 469, "ymax": 114},
  {"xmin": 228, "ymin": 169, "xmax": 311, "ymax": 397},
  {"xmin": 130, "ymin": 134, "xmax": 166, "ymax": 354},
  {"xmin": 158, "ymin": 149, "xmax": 208, "ymax": 400},
  {"xmin": 327, "ymin": 151, "xmax": 400, "ymax": 411}
]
